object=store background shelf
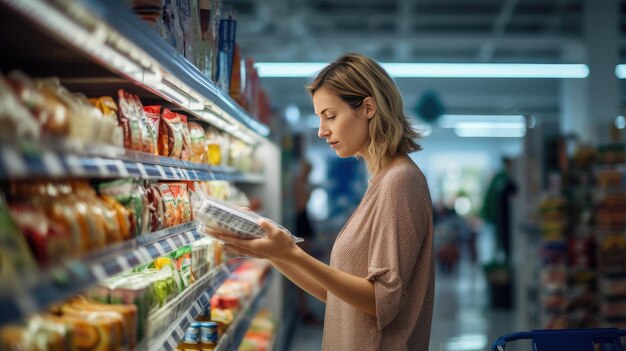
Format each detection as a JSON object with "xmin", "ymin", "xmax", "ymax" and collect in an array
[
  {"xmin": 0, "ymin": 221, "xmax": 202, "ymax": 325},
  {"xmin": 0, "ymin": 144, "xmax": 264, "ymax": 183},
  {"xmin": 0, "ymin": 0, "xmax": 270, "ymax": 142},
  {"xmin": 213, "ymin": 270, "xmax": 274, "ymax": 351},
  {"xmin": 147, "ymin": 262, "xmax": 237, "ymax": 351}
]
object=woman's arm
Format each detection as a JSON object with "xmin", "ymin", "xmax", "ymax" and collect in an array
[
  {"xmin": 279, "ymin": 244, "xmax": 376, "ymax": 316},
  {"xmin": 213, "ymin": 220, "xmax": 376, "ymax": 317},
  {"xmin": 271, "ymin": 259, "xmax": 327, "ymax": 303}
]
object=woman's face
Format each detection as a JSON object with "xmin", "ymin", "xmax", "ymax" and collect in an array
[{"xmin": 313, "ymin": 87, "xmax": 371, "ymax": 159}]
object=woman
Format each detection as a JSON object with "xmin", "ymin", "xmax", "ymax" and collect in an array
[{"xmin": 210, "ymin": 53, "xmax": 434, "ymax": 350}]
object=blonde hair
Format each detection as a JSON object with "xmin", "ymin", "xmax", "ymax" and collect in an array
[{"xmin": 306, "ymin": 53, "xmax": 422, "ymax": 175}]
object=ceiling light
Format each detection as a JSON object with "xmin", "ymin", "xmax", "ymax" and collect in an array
[
  {"xmin": 255, "ymin": 62, "xmax": 589, "ymax": 79},
  {"xmin": 454, "ymin": 127, "xmax": 526, "ymax": 138},
  {"xmin": 616, "ymin": 65, "xmax": 626, "ymax": 78},
  {"xmin": 439, "ymin": 114, "xmax": 525, "ymax": 128}
]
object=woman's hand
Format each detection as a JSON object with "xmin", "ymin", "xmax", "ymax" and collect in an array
[{"xmin": 206, "ymin": 218, "xmax": 299, "ymax": 263}]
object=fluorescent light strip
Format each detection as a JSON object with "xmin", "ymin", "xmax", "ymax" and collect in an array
[
  {"xmin": 438, "ymin": 114, "xmax": 525, "ymax": 128},
  {"xmin": 455, "ymin": 127, "xmax": 526, "ymax": 138},
  {"xmin": 255, "ymin": 62, "xmax": 589, "ymax": 78}
]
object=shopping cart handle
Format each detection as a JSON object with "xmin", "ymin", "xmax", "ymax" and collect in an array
[
  {"xmin": 490, "ymin": 332, "xmax": 535, "ymax": 351},
  {"xmin": 490, "ymin": 328, "xmax": 626, "ymax": 351}
]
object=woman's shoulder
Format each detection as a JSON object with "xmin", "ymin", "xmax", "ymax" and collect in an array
[{"xmin": 381, "ymin": 159, "xmax": 425, "ymax": 185}]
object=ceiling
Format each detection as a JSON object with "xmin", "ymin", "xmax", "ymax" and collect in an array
[{"xmin": 227, "ymin": 0, "xmax": 624, "ymax": 129}]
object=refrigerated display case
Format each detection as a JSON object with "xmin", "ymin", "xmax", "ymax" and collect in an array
[{"xmin": 0, "ymin": 0, "xmax": 282, "ymax": 349}]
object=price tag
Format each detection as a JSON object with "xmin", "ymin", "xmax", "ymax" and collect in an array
[
  {"xmin": 116, "ymin": 256, "xmax": 132, "ymax": 272},
  {"xmin": 114, "ymin": 160, "xmax": 129, "ymax": 177},
  {"xmin": 154, "ymin": 243, "xmax": 166, "ymax": 256},
  {"xmin": 137, "ymin": 162, "xmax": 149, "ymax": 178},
  {"xmin": 166, "ymin": 238, "xmax": 177, "ymax": 252},
  {"xmin": 42, "ymin": 151, "xmax": 65, "ymax": 176},
  {"xmin": 91, "ymin": 264, "xmax": 108, "ymax": 281},
  {"xmin": 65, "ymin": 155, "xmax": 86, "ymax": 176},
  {"xmin": 95, "ymin": 158, "xmax": 111, "ymax": 176},
  {"xmin": 169, "ymin": 166, "xmax": 179, "ymax": 179},
  {"xmin": 181, "ymin": 168, "xmax": 191, "ymax": 180},
  {"xmin": 137, "ymin": 247, "xmax": 151, "ymax": 261},
  {"xmin": 1, "ymin": 148, "xmax": 28, "ymax": 176},
  {"xmin": 155, "ymin": 165, "xmax": 167, "ymax": 179}
]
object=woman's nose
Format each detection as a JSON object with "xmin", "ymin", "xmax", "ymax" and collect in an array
[{"xmin": 318, "ymin": 125, "xmax": 330, "ymax": 138}]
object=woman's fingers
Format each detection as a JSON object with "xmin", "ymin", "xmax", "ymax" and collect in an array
[{"xmin": 258, "ymin": 218, "xmax": 278, "ymax": 235}]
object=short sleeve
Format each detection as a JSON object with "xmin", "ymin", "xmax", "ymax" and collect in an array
[{"xmin": 366, "ymin": 169, "xmax": 431, "ymax": 330}]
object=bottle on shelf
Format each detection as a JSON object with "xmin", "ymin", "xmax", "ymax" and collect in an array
[
  {"xmin": 199, "ymin": 321, "xmax": 218, "ymax": 350},
  {"xmin": 177, "ymin": 322, "xmax": 202, "ymax": 350}
]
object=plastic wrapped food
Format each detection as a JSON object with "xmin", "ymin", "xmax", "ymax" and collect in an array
[
  {"xmin": 159, "ymin": 108, "xmax": 183, "ymax": 158},
  {"xmin": 195, "ymin": 196, "xmax": 303, "ymax": 242},
  {"xmin": 187, "ymin": 121, "xmax": 205, "ymax": 163},
  {"xmin": 179, "ymin": 114, "xmax": 192, "ymax": 161},
  {"xmin": 117, "ymin": 89, "xmax": 143, "ymax": 151},
  {"xmin": 0, "ymin": 74, "xmax": 40, "ymax": 140},
  {"xmin": 143, "ymin": 105, "xmax": 161, "ymax": 155},
  {"xmin": 6, "ymin": 71, "xmax": 70, "ymax": 136}
]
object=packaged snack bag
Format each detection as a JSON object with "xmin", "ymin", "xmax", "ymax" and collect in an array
[
  {"xmin": 6, "ymin": 71, "xmax": 70, "ymax": 136},
  {"xmin": 159, "ymin": 108, "xmax": 183, "ymax": 158},
  {"xmin": 117, "ymin": 89, "xmax": 143, "ymax": 151},
  {"xmin": 187, "ymin": 121, "xmax": 205, "ymax": 163},
  {"xmin": 143, "ymin": 105, "xmax": 161, "ymax": 155},
  {"xmin": 178, "ymin": 114, "xmax": 192, "ymax": 161}
]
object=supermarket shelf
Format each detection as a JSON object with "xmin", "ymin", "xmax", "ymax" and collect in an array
[
  {"xmin": 0, "ymin": 143, "xmax": 264, "ymax": 183},
  {"xmin": 0, "ymin": 221, "xmax": 202, "ymax": 325},
  {"xmin": 147, "ymin": 263, "xmax": 233, "ymax": 351},
  {"xmin": 214, "ymin": 270, "xmax": 274, "ymax": 351},
  {"xmin": 0, "ymin": 0, "xmax": 270, "ymax": 143}
]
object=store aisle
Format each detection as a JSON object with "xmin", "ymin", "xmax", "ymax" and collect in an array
[{"xmin": 288, "ymin": 241, "xmax": 523, "ymax": 351}]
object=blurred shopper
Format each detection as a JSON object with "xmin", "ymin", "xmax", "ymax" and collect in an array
[
  {"xmin": 209, "ymin": 53, "xmax": 434, "ymax": 350},
  {"xmin": 293, "ymin": 159, "xmax": 321, "ymax": 324},
  {"xmin": 481, "ymin": 157, "xmax": 518, "ymax": 261}
]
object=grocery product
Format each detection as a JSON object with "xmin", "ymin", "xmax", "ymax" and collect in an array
[
  {"xmin": 117, "ymin": 89, "xmax": 143, "ymax": 151},
  {"xmin": 195, "ymin": 196, "xmax": 302, "ymax": 242},
  {"xmin": 188, "ymin": 121, "xmax": 206, "ymax": 163},
  {"xmin": 160, "ymin": 108, "xmax": 183, "ymax": 159}
]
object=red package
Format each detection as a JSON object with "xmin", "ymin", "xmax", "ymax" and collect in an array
[{"xmin": 159, "ymin": 109, "xmax": 182, "ymax": 158}]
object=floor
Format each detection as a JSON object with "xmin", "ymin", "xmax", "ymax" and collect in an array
[{"xmin": 287, "ymin": 231, "xmax": 527, "ymax": 351}]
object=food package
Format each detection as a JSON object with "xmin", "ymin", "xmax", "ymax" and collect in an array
[
  {"xmin": 99, "ymin": 194, "xmax": 132, "ymax": 241},
  {"xmin": 187, "ymin": 121, "xmax": 205, "ymax": 163},
  {"xmin": 117, "ymin": 89, "xmax": 143, "ymax": 151},
  {"xmin": 143, "ymin": 105, "xmax": 162, "ymax": 155},
  {"xmin": 145, "ymin": 184, "xmax": 164, "ymax": 232},
  {"xmin": 157, "ymin": 183, "xmax": 181, "ymax": 228},
  {"xmin": 0, "ymin": 195, "xmax": 38, "ymax": 288},
  {"xmin": 67, "ymin": 298, "xmax": 138, "ymax": 349},
  {"xmin": 179, "ymin": 113, "xmax": 192, "ymax": 161},
  {"xmin": 98, "ymin": 179, "xmax": 149, "ymax": 237},
  {"xmin": 204, "ymin": 126, "xmax": 222, "ymax": 166},
  {"xmin": 9, "ymin": 204, "xmax": 73, "ymax": 267},
  {"xmin": 195, "ymin": 195, "xmax": 302, "ymax": 242},
  {"xmin": 6, "ymin": 71, "xmax": 70, "ymax": 136},
  {"xmin": 159, "ymin": 108, "xmax": 183, "ymax": 158},
  {"xmin": 0, "ymin": 74, "xmax": 40, "ymax": 140},
  {"xmin": 89, "ymin": 96, "xmax": 124, "ymax": 147}
]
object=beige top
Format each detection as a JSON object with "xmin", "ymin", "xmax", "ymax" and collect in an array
[{"xmin": 322, "ymin": 161, "xmax": 435, "ymax": 351}]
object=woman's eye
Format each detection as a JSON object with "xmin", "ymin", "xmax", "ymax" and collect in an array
[{"xmin": 327, "ymin": 116, "xmax": 335, "ymax": 120}]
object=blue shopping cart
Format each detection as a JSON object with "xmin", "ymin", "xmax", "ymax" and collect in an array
[{"xmin": 490, "ymin": 328, "xmax": 626, "ymax": 351}]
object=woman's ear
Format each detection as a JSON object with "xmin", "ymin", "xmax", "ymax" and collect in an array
[{"xmin": 363, "ymin": 97, "xmax": 376, "ymax": 119}]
